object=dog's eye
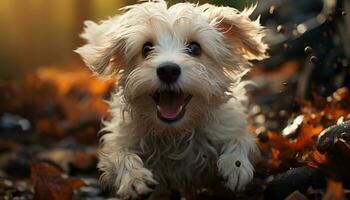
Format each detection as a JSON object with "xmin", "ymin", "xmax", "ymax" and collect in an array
[
  {"xmin": 186, "ymin": 42, "xmax": 201, "ymax": 56},
  {"xmin": 142, "ymin": 42, "xmax": 153, "ymax": 58}
]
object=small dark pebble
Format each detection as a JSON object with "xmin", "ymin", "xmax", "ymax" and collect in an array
[
  {"xmin": 304, "ymin": 46, "xmax": 313, "ymax": 54},
  {"xmin": 310, "ymin": 56, "xmax": 319, "ymax": 64},
  {"xmin": 342, "ymin": 11, "xmax": 346, "ymax": 16},
  {"xmin": 235, "ymin": 161, "xmax": 241, "ymax": 167}
]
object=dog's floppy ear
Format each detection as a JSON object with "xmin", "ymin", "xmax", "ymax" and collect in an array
[
  {"xmin": 75, "ymin": 19, "xmax": 125, "ymax": 78},
  {"xmin": 200, "ymin": 4, "xmax": 268, "ymax": 61}
]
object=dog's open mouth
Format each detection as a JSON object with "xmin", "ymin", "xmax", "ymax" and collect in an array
[{"xmin": 152, "ymin": 91, "xmax": 192, "ymax": 123}]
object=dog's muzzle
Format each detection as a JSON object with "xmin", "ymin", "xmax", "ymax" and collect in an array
[
  {"xmin": 157, "ymin": 62, "xmax": 181, "ymax": 84},
  {"xmin": 152, "ymin": 91, "xmax": 192, "ymax": 123}
]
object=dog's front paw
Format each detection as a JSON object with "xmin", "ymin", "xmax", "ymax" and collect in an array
[
  {"xmin": 218, "ymin": 157, "xmax": 254, "ymax": 192},
  {"xmin": 117, "ymin": 168, "xmax": 158, "ymax": 200}
]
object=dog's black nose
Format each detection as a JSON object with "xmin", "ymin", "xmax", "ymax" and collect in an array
[{"xmin": 157, "ymin": 62, "xmax": 181, "ymax": 84}]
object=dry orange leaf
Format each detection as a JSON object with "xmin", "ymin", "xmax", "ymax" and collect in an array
[
  {"xmin": 311, "ymin": 150, "xmax": 327, "ymax": 164},
  {"xmin": 294, "ymin": 123, "xmax": 323, "ymax": 150},
  {"xmin": 31, "ymin": 162, "xmax": 86, "ymax": 200}
]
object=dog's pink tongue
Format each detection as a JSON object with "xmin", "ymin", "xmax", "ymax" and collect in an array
[{"xmin": 158, "ymin": 92, "xmax": 185, "ymax": 119}]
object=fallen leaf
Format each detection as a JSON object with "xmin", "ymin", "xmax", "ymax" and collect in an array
[
  {"xmin": 294, "ymin": 123, "xmax": 323, "ymax": 151},
  {"xmin": 31, "ymin": 161, "xmax": 86, "ymax": 200},
  {"xmin": 285, "ymin": 190, "xmax": 309, "ymax": 200}
]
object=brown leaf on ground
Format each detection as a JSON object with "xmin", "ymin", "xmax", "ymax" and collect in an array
[
  {"xmin": 294, "ymin": 123, "xmax": 323, "ymax": 151},
  {"xmin": 264, "ymin": 125, "xmax": 322, "ymax": 171},
  {"xmin": 30, "ymin": 161, "xmax": 86, "ymax": 200},
  {"xmin": 285, "ymin": 190, "xmax": 309, "ymax": 200},
  {"xmin": 260, "ymin": 87, "xmax": 350, "ymax": 174},
  {"xmin": 265, "ymin": 131, "xmax": 295, "ymax": 170},
  {"xmin": 1, "ymin": 65, "xmax": 114, "ymax": 141},
  {"xmin": 309, "ymin": 150, "xmax": 327, "ymax": 168}
]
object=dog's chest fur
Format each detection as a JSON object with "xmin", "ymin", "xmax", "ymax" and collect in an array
[{"xmin": 134, "ymin": 129, "xmax": 220, "ymax": 188}]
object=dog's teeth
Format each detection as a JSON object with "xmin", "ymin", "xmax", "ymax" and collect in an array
[
  {"xmin": 157, "ymin": 105, "xmax": 161, "ymax": 111},
  {"xmin": 177, "ymin": 106, "xmax": 183, "ymax": 113}
]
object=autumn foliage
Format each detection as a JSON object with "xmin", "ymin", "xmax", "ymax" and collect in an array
[
  {"xmin": 1, "ymin": 66, "xmax": 350, "ymax": 199},
  {"xmin": 256, "ymin": 87, "xmax": 350, "ymax": 199},
  {"xmin": 31, "ymin": 162, "xmax": 86, "ymax": 200}
]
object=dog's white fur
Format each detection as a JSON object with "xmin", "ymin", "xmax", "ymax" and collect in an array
[{"xmin": 76, "ymin": 0, "xmax": 268, "ymax": 199}]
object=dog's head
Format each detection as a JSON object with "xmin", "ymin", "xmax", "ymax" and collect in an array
[{"xmin": 75, "ymin": 0, "xmax": 267, "ymax": 131}]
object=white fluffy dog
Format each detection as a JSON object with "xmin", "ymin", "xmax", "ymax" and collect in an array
[{"xmin": 76, "ymin": 0, "xmax": 268, "ymax": 199}]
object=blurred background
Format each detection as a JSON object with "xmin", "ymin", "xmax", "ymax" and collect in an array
[
  {"xmin": 0, "ymin": 0, "xmax": 350, "ymax": 199},
  {"xmin": 0, "ymin": 0, "xmax": 255, "ymax": 79}
]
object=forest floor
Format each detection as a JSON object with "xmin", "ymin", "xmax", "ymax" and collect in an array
[{"xmin": 0, "ymin": 60, "xmax": 350, "ymax": 200}]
